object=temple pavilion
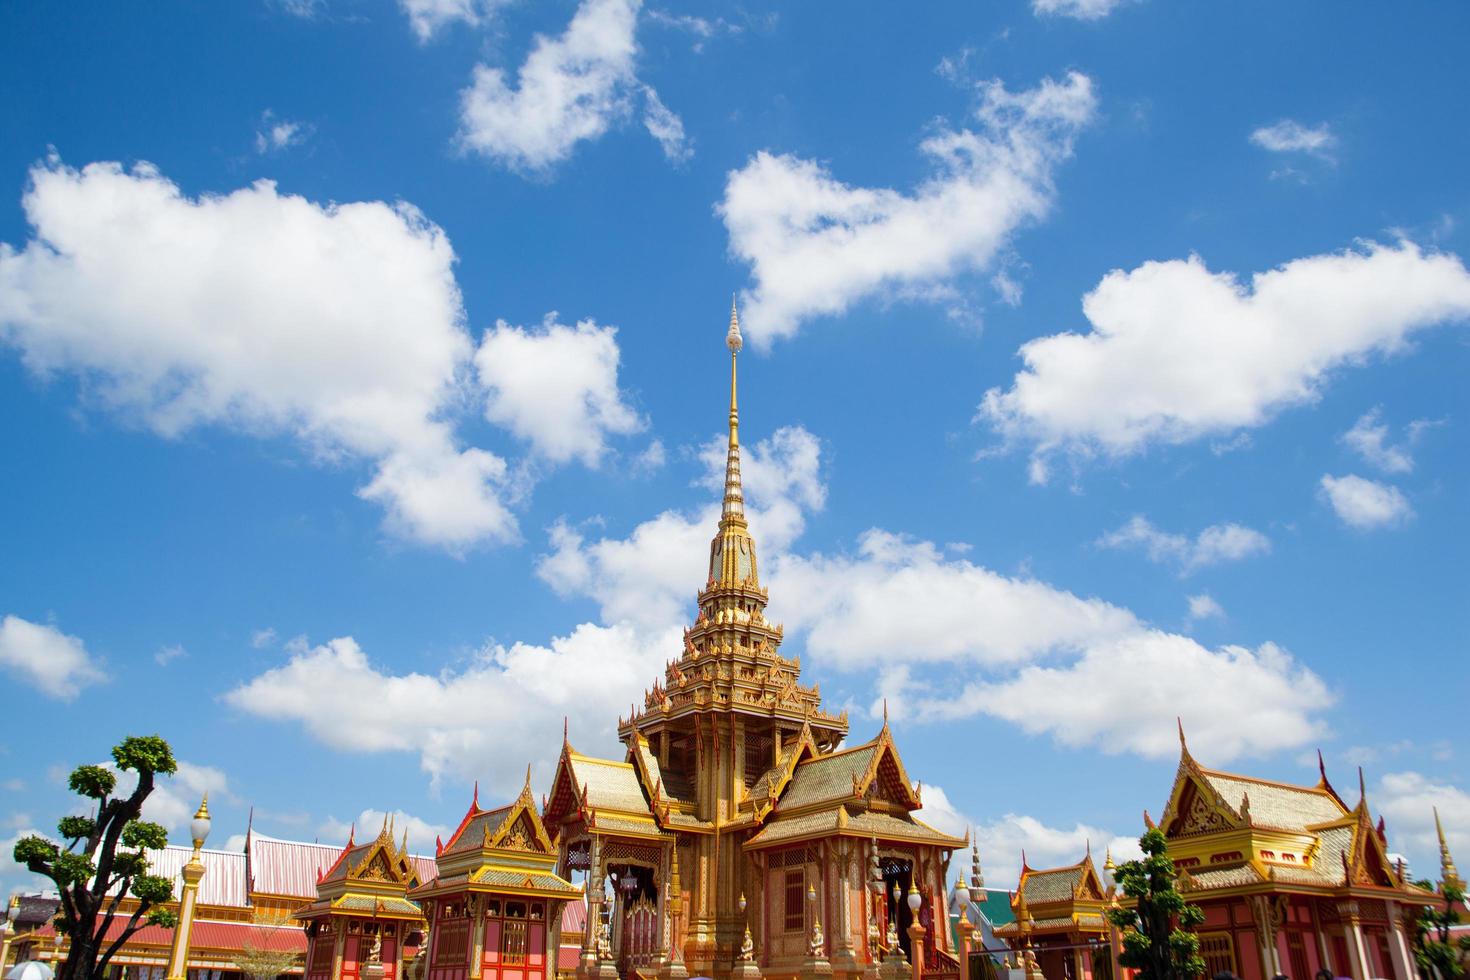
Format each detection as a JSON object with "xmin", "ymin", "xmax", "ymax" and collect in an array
[
  {"xmin": 992, "ymin": 851, "xmax": 1111, "ymax": 980},
  {"xmin": 540, "ymin": 304, "xmax": 966, "ymax": 980},
  {"xmin": 1136, "ymin": 728, "xmax": 1438, "ymax": 980}
]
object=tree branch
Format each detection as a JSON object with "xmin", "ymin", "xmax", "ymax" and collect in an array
[{"xmin": 96, "ymin": 901, "xmax": 150, "ymax": 977}]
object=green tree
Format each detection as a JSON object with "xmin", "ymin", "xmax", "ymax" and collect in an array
[
  {"xmin": 1105, "ymin": 828, "xmax": 1207, "ymax": 980},
  {"xmin": 12, "ymin": 735, "xmax": 180, "ymax": 980},
  {"xmin": 1410, "ymin": 877, "xmax": 1467, "ymax": 980}
]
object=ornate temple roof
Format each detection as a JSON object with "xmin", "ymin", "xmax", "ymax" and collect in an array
[
  {"xmin": 297, "ymin": 815, "xmax": 428, "ymax": 922},
  {"xmin": 992, "ymin": 851, "xmax": 1109, "ymax": 938},
  {"xmin": 1158, "ymin": 727, "xmax": 1432, "ymax": 899},
  {"xmin": 416, "ymin": 771, "xmax": 580, "ymax": 903},
  {"xmin": 746, "ymin": 721, "xmax": 962, "ymax": 850}
]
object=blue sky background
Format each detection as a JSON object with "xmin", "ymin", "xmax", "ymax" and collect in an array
[{"xmin": 2, "ymin": 0, "xmax": 1467, "ymax": 894}]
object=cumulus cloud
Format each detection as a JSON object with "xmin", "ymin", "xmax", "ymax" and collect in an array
[
  {"xmin": 321, "ymin": 808, "xmax": 451, "ymax": 852},
  {"xmin": 537, "ymin": 426, "xmax": 825, "ymax": 629},
  {"xmin": 1031, "ymin": 0, "xmax": 1128, "ymax": 21},
  {"xmin": 0, "ymin": 614, "xmax": 106, "ymax": 699},
  {"xmin": 476, "ymin": 315, "xmax": 643, "ymax": 466},
  {"xmin": 0, "ymin": 158, "xmax": 517, "ymax": 551},
  {"xmin": 155, "ymin": 644, "xmax": 187, "ymax": 666},
  {"xmin": 770, "ymin": 531, "xmax": 1332, "ymax": 762},
  {"xmin": 1250, "ymin": 119, "xmax": 1336, "ymax": 158},
  {"xmin": 1374, "ymin": 771, "xmax": 1470, "ymax": 877},
  {"xmin": 400, "ymin": 0, "xmax": 505, "ymax": 42},
  {"xmin": 1, "ymin": 826, "xmax": 52, "ymax": 898},
  {"xmin": 921, "ymin": 785, "xmax": 1141, "ymax": 888},
  {"xmin": 1097, "ymin": 515, "xmax": 1270, "ymax": 574},
  {"xmin": 719, "ymin": 71, "xmax": 1096, "ymax": 346},
  {"xmin": 1341, "ymin": 407, "xmax": 1433, "ymax": 474},
  {"xmin": 457, "ymin": 0, "xmax": 685, "ymax": 173},
  {"xmin": 1319, "ymin": 473, "xmax": 1413, "ymax": 529},
  {"xmin": 225, "ymin": 625, "xmax": 676, "ymax": 791},
  {"xmin": 980, "ymin": 241, "xmax": 1470, "ymax": 475}
]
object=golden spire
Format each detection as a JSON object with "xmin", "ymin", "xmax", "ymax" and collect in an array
[
  {"xmin": 706, "ymin": 297, "xmax": 760, "ymax": 593},
  {"xmin": 722, "ymin": 297, "xmax": 745, "ymax": 527},
  {"xmin": 1436, "ymin": 807, "xmax": 1464, "ymax": 891}
]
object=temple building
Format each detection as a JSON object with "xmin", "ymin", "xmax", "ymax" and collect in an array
[
  {"xmin": 1142, "ymin": 729, "xmax": 1436, "ymax": 980},
  {"xmin": 541, "ymin": 303, "xmax": 966, "ymax": 980},
  {"xmin": 408, "ymin": 772, "xmax": 581, "ymax": 980},
  {"xmin": 992, "ymin": 851, "xmax": 1110, "ymax": 980},
  {"xmin": 298, "ymin": 818, "xmax": 430, "ymax": 980}
]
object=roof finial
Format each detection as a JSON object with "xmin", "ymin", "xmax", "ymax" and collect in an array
[
  {"xmin": 1436, "ymin": 806, "xmax": 1464, "ymax": 891},
  {"xmin": 472, "ymin": 780, "xmax": 479, "ymax": 809},
  {"xmin": 1177, "ymin": 716, "xmax": 1189, "ymax": 752},
  {"xmin": 882, "ymin": 698, "xmax": 889, "ymax": 725},
  {"xmin": 1318, "ymin": 748, "xmax": 1327, "ymax": 781},
  {"xmin": 1358, "ymin": 766, "xmax": 1367, "ymax": 807}
]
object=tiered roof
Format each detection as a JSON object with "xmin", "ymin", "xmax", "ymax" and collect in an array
[
  {"xmin": 413, "ymin": 771, "xmax": 580, "ymax": 903},
  {"xmin": 1156, "ymin": 727, "xmax": 1433, "ymax": 899},
  {"xmin": 296, "ymin": 816, "xmax": 426, "ymax": 921},
  {"xmin": 993, "ymin": 852, "xmax": 1109, "ymax": 939}
]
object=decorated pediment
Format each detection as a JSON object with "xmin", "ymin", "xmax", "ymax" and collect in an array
[
  {"xmin": 858, "ymin": 729, "xmax": 921, "ymax": 810},
  {"xmin": 1163, "ymin": 773, "xmax": 1243, "ymax": 838}
]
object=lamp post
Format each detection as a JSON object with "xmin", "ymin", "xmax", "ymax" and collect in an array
[
  {"xmin": 867, "ymin": 840, "xmax": 884, "ymax": 962},
  {"xmin": 806, "ymin": 881, "xmax": 824, "ymax": 958},
  {"xmin": 905, "ymin": 883, "xmax": 925, "ymax": 978},
  {"xmin": 953, "ymin": 878, "xmax": 974, "ymax": 980},
  {"xmin": 165, "ymin": 795, "xmax": 211, "ymax": 980}
]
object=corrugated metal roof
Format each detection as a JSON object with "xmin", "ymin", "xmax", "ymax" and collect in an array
[
  {"xmin": 560, "ymin": 898, "xmax": 586, "ymax": 933},
  {"xmin": 249, "ymin": 834, "xmax": 348, "ymax": 898},
  {"xmin": 35, "ymin": 918, "xmax": 307, "ymax": 954},
  {"xmin": 144, "ymin": 846, "xmax": 250, "ymax": 908}
]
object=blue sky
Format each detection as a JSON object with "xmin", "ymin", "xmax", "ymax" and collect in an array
[{"xmin": 2, "ymin": 0, "xmax": 1468, "ymax": 895}]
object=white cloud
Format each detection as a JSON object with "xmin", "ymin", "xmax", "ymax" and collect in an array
[
  {"xmin": 1374, "ymin": 771, "xmax": 1470, "ymax": 880},
  {"xmin": 1186, "ymin": 593, "xmax": 1224, "ymax": 621},
  {"xmin": 254, "ymin": 111, "xmax": 312, "ymax": 154},
  {"xmin": 1031, "ymin": 0, "xmax": 1127, "ymax": 21},
  {"xmin": 225, "ymin": 625, "xmax": 676, "ymax": 792},
  {"xmin": 155, "ymin": 644, "xmax": 187, "ymax": 666},
  {"xmin": 274, "ymin": 0, "xmax": 325, "ymax": 18},
  {"xmin": 949, "ymin": 636, "xmax": 1331, "ymax": 762},
  {"xmin": 719, "ymin": 71, "xmax": 1096, "ymax": 346},
  {"xmin": 1250, "ymin": 119, "xmax": 1336, "ymax": 159},
  {"xmin": 537, "ymin": 426, "xmax": 824, "ymax": 630},
  {"xmin": 980, "ymin": 241, "xmax": 1470, "ymax": 474},
  {"xmin": 920, "ymin": 785, "xmax": 1140, "ymax": 888},
  {"xmin": 1341, "ymin": 407, "xmax": 1432, "ymax": 474},
  {"xmin": 1319, "ymin": 473, "xmax": 1413, "ymax": 529},
  {"xmin": 641, "ymin": 86, "xmax": 693, "ymax": 163},
  {"xmin": 1097, "ymin": 515, "xmax": 1270, "ymax": 574},
  {"xmin": 399, "ymin": 0, "xmax": 505, "ymax": 42},
  {"xmin": 320, "ymin": 808, "xmax": 451, "ymax": 853},
  {"xmin": 770, "ymin": 530, "xmax": 1331, "ymax": 763},
  {"xmin": 458, "ymin": 0, "xmax": 685, "ymax": 173},
  {"xmin": 475, "ymin": 315, "xmax": 643, "ymax": 466},
  {"xmin": 0, "ymin": 158, "xmax": 517, "ymax": 551},
  {"xmin": 141, "ymin": 762, "xmax": 233, "ymax": 838},
  {"xmin": 773, "ymin": 531, "xmax": 1135, "ymax": 670},
  {"xmin": 0, "ymin": 614, "xmax": 106, "ymax": 700},
  {"xmin": 645, "ymin": 9, "xmax": 744, "ymax": 51},
  {"xmin": 251, "ymin": 628, "xmax": 278, "ymax": 649}
]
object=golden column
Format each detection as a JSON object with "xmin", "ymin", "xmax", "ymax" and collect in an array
[
  {"xmin": 165, "ymin": 795, "xmax": 212, "ymax": 980},
  {"xmin": 1, "ymin": 895, "xmax": 20, "ymax": 973}
]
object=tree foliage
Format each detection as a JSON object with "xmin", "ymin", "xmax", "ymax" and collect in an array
[
  {"xmin": 11, "ymin": 735, "xmax": 181, "ymax": 980},
  {"xmin": 1105, "ymin": 828, "xmax": 1206, "ymax": 980},
  {"xmin": 1411, "ymin": 878, "xmax": 1468, "ymax": 980}
]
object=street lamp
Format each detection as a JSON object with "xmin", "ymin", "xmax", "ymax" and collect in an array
[
  {"xmin": 905, "ymin": 883, "xmax": 925, "ymax": 975},
  {"xmin": 806, "ymin": 879, "xmax": 824, "ymax": 958},
  {"xmin": 165, "ymin": 795, "xmax": 210, "ymax": 980},
  {"xmin": 737, "ymin": 893, "xmax": 754, "ymax": 962}
]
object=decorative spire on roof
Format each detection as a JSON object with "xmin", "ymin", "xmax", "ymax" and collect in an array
[
  {"xmin": 1103, "ymin": 847, "xmax": 1115, "ymax": 878},
  {"xmin": 1436, "ymin": 806, "xmax": 1464, "ymax": 891}
]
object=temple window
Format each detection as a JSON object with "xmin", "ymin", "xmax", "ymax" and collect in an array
[
  {"xmin": 501, "ymin": 919, "xmax": 529, "ymax": 965},
  {"xmin": 531, "ymin": 903, "xmax": 544, "ymax": 920},
  {"xmin": 506, "ymin": 902, "xmax": 527, "ymax": 919},
  {"xmin": 1199, "ymin": 933, "xmax": 1236, "ymax": 977},
  {"xmin": 487, "ymin": 900, "xmax": 501, "ymax": 918},
  {"xmin": 783, "ymin": 870, "xmax": 804, "ymax": 932}
]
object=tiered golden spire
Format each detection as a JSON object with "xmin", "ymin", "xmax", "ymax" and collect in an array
[
  {"xmin": 722, "ymin": 297, "xmax": 745, "ymax": 527},
  {"xmin": 1436, "ymin": 807, "xmax": 1464, "ymax": 891},
  {"xmin": 707, "ymin": 299, "xmax": 759, "ymax": 591}
]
